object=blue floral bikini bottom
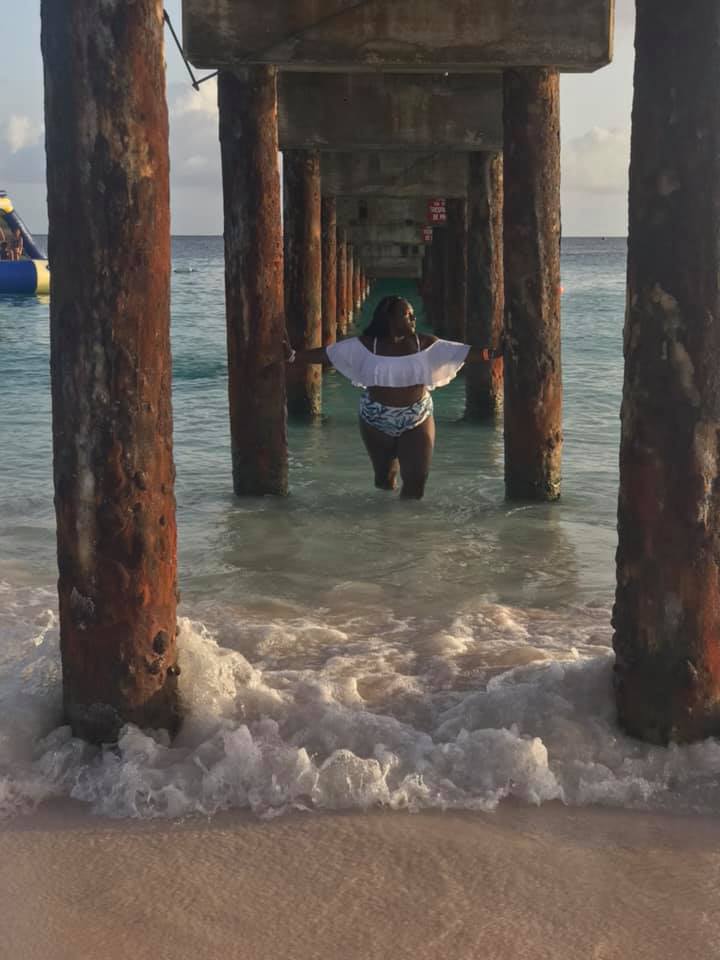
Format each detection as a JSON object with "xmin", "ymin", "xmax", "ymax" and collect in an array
[{"xmin": 359, "ymin": 391, "xmax": 434, "ymax": 437}]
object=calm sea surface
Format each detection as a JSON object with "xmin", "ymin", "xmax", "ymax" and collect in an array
[{"xmin": 4, "ymin": 236, "xmax": 719, "ymax": 820}]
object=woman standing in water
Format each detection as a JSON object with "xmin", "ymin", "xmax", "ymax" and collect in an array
[{"xmin": 287, "ymin": 295, "xmax": 502, "ymax": 499}]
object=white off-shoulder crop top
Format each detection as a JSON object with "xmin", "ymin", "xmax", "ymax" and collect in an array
[{"xmin": 326, "ymin": 336, "xmax": 470, "ymax": 389}]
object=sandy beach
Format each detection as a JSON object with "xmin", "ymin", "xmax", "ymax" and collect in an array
[{"xmin": 3, "ymin": 801, "xmax": 720, "ymax": 960}]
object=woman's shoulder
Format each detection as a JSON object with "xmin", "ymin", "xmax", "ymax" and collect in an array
[{"xmin": 419, "ymin": 334, "xmax": 438, "ymax": 350}]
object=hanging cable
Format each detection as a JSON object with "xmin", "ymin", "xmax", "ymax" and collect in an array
[
  {"xmin": 163, "ymin": 10, "xmax": 218, "ymax": 92},
  {"xmin": 165, "ymin": 1, "xmax": 377, "ymax": 83}
]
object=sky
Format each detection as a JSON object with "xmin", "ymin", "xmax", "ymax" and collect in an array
[{"xmin": 0, "ymin": 1, "xmax": 635, "ymax": 236}]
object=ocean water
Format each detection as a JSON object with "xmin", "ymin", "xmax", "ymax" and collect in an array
[{"xmin": 4, "ymin": 236, "xmax": 720, "ymax": 821}]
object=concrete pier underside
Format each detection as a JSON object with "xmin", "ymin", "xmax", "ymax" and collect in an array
[
  {"xmin": 279, "ymin": 73, "xmax": 502, "ymax": 152},
  {"xmin": 336, "ymin": 198, "xmax": 429, "ymax": 225},
  {"xmin": 321, "ymin": 153, "xmax": 468, "ymax": 198},
  {"xmin": 343, "ymin": 224, "xmax": 426, "ymax": 247},
  {"xmin": 364, "ymin": 258, "xmax": 423, "ymax": 279},
  {"xmin": 183, "ymin": 0, "xmax": 613, "ymax": 73}
]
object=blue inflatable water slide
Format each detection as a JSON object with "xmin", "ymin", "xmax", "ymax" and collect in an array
[{"xmin": 0, "ymin": 191, "xmax": 50, "ymax": 295}]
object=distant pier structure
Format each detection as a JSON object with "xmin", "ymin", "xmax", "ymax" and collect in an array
[
  {"xmin": 186, "ymin": 0, "xmax": 614, "ymax": 500},
  {"xmin": 42, "ymin": 1, "xmax": 720, "ymax": 747}
]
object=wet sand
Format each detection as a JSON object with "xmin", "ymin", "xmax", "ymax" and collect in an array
[{"xmin": 2, "ymin": 802, "xmax": 720, "ymax": 960}]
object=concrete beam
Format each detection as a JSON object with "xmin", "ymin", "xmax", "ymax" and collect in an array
[
  {"xmin": 279, "ymin": 73, "xmax": 501, "ymax": 152},
  {"xmin": 364, "ymin": 258, "xmax": 423, "ymax": 280},
  {"xmin": 322, "ymin": 152, "xmax": 468, "ymax": 198},
  {"xmin": 336, "ymin": 198, "xmax": 429, "ymax": 226},
  {"xmin": 183, "ymin": 0, "xmax": 613, "ymax": 73},
  {"xmin": 347, "ymin": 224, "xmax": 426, "ymax": 247},
  {"xmin": 356, "ymin": 241, "xmax": 423, "ymax": 260}
]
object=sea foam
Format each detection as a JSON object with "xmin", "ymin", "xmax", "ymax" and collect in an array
[{"xmin": 3, "ymin": 581, "xmax": 720, "ymax": 820}]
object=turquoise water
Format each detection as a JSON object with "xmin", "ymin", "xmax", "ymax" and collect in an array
[
  {"xmin": 10, "ymin": 237, "xmax": 717, "ymax": 820},
  {"xmin": 1, "ymin": 236, "xmax": 623, "ymax": 607}
]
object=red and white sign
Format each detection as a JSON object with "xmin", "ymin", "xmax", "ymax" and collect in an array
[
  {"xmin": 427, "ymin": 198, "xmax": 447, "ymax": 224},
  {"xmin": 421, "ymin": 226, "xmax": 433, "ymax": 244}
]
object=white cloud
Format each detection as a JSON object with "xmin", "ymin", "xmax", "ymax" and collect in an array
[
  {"xmin": 563, "ymin": 127, "xmax": 630, "ymax": 195},
  {"xmin": 184, "ymin": 155, "xmax": 210, "ymax": 171},
  {"xmin": 5, "ymin": 113, "xmax": 43, "ymax": 153},
  {"xmin": 168, "ymin": 79, "xmax": 222, "ymax": 194},
  {"xmin": 170, "ymin": 78, "xmax": 218, "ymax": 119},
  {"xmin": 0, "ymin": 114, "xmax": 46, "ymax": 185}
]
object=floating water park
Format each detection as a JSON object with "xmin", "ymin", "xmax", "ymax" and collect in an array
[{"xmin": 0, "ymin": 190, "xmax": 50, "ymax": 295}]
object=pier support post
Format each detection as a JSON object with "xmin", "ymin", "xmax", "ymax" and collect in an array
[
  {"xmin": 218, "ymin": 67, "xmax": 287, "ymax": 494},
  {"xmin": 444, "ymin": 198, "xmax": 468, "ymax": 342},
  {"xmin": 347, "ymin": 244, "xmax": 355, "ymax": 327},
  {"xmin": 613, "ymin": 0, "xmax": 720, "ymax": 744},
  {"xmin": 430, "ymin": 228, "xmax": 447, "ymax": 336},
  {"xmin": 41, "ymin": 0, "xmax": 180, "ymax": 742},
  {"xmin": 503, "ymin": 69, "xmax": 562, "ymax": 501},
  {"xmin": 321, "ymin": 197, "xmax": 338, "ymax": 348},
  {"xmin": 337, "ymin": 228, "xmax": 348, "ymax": 336},
  {"xmin": 466, "ymin": 153, "xmax": 504, "ymax": 420},
  {"xmin": 420, "ymin": 244, "xmax": 433, "ymax": 321},
  {"xmin": 353, "ymin": 254, "xmax": 362, "ymax": 313},
  {"xmin": 284, "ymin": 149, "xmax": 322, "ymax": 419}
]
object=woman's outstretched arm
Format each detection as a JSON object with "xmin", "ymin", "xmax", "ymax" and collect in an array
[
  {"xmin": 283, "ymin": 328, "xmax": 328, "ymax": 365},
  {"xmin": 465, "ymin": 343, "xmax": 504, "ymax": 363},
  {"xmin": 288, "ymin": 346, "xmax": 328, "ymax": 365}
]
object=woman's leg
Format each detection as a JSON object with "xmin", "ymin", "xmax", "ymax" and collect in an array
[
  {"xmin": 359, "ymin": 418, "xmax": 400, "ymax": 490},
  {"xmin": 397, "ymin": 416, "xmax": 435, "ymax": 499}
]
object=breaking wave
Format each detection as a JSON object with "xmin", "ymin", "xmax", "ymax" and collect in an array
[{"xmin": 3, "ymin": 579, "xmax": 720, "ymax": 821}]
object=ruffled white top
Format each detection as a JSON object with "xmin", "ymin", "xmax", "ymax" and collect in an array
[{"xmin": 326, "ymin": 337, "xmax": 471, "ymax": 390}]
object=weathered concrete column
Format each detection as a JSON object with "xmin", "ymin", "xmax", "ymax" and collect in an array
[
  {"xmin": 614, "ymin": 0, "xmax": 720, "ymax": 744},
  {"xmin": 421, "ymin": 246, "xmax": 430, "ymax": 297},
  {"xmin": 430, "ymin": 228, "xmax": 447, "ymax": 336},
  {"xmin": 503, "ymin": 69, "xmax": 562, "ymax": 501},
  {"xmin": 353, "ymin": 255, "xmax": 362, "ymax": 312},
  {"xmin": 321, "ymin": 197, "xmax": 337, "ymax": 348},
  {"xmin": 284, "ymin": 149, "xmax": 322, "ymax": 419},
  {"xmin": 347, "ymin": 244, "xmax": 355, "ymax": 326},
  {"xmin": 336, "ymin": 227, "xmax": 348, "ymax": 336},
  {"xmin": 466, "ymin": 153, "xmax": 504, "ymax": 420},
  {"xmin": 218, "ymin": 68, "xmax": 287, "ymax": 495},
  {"xmin": 444, "ymin": 198, "xmax": 468, "ymax": 342},
  {"xmin": 41, "ymin": 0, "xmax": 180, "ymax": 742}
]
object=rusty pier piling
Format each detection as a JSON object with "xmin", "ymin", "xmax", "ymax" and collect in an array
[
  {"xmin": 41, "ymin": 0, "xmax": 180, "ymax": 741},
  {"xmin": 503, "ymin": 69, "xmax": 562, "ymax": 501},
  {"xmin": 284, "ymin": 149, "xmax": 322, "ymax": 419},
  {"xmin": 466, "ymin": 153, "xmax": 505, "ymax": 420},
  {"xmin": 613, "ymin": 0, "xmax": 720, "ymax": 743},
  {"xmin": 218, "ymin": 67, "xmax": 288, "ymax": 495}
]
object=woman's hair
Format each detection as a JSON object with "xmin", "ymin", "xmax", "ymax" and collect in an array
[{"xmin": 363, "ymin": 295, "xmax": 407, "ymax": 339}]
